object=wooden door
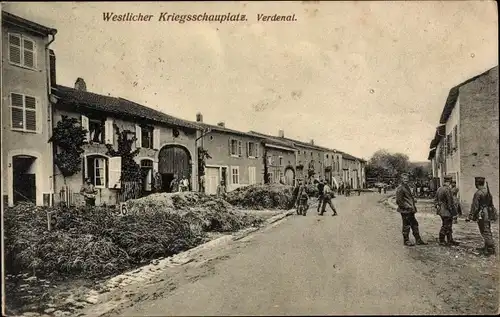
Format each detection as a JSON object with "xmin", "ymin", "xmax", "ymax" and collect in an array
[
  {"xmin": 205, "ymin": 167, "xmax": 219, "ymax": 195},
  {"xmin": 158, "ymin": 146, "xmax": 191, "ymax": 179},
  {"xmin": 285, "ymin": 168, "xmax": 294, "ymax": 186}
]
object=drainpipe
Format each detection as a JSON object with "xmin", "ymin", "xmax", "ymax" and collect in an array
[{"xmin": 45, "ymin": 30, "xmax": 57, "ymax": 205}]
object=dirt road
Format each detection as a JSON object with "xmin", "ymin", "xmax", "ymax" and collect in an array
[{"xmin": 97, "ymin": 193, "xmax": 498, "ymax": 316}]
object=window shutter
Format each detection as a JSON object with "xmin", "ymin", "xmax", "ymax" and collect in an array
[
  {"xmin": 256, "ymin": 144, "xmax": 260, "ymax": 158},
  {"xmin": 153, "ymin": 128, "xmax": 160, "ymax": 150},
  {"xmin": 81, "ymin": 115, "xmax": 90, "ymax": 142},
  {"xmin": 145, "ymin": 169, "xmax": 152, "ymax": 191},
  {"xmin": 108, "ymin": 156, "xmax": 122, "ymax": 189},
  {"xmin": 9, "ymin": 34, "xmax": 21, "ymax": 64},
  {"xmin": 135, "ymin": 124, "xmax": 142, "ymax": 148},
  {"xmin": 238, "ymin": 141, "xmax": 243, "ymax": 156},
  {"xmin": 23, "ymin": 38, "xmax": 35, "ymax": 68},
  {"xmin": 228, "ymin": 138, "xmax": 232, "ymax": 155},
  {"xmin": 246, "ymin": 142, "xmax": 250, "ymax": 157},
  {"xmin": 105, "ymin": 119, "xmax": 114, "ymax": 145}
]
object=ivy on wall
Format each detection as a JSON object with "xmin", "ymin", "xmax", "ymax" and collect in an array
[
  {"xmin": 49, "ymin": 116, "xmax": 86, "ymax": 180},
  {"xmin": 105, "ymin": 124, "xmax": 141, "ymax": 183}
]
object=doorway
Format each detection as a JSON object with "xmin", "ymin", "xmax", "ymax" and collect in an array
[
  {"xmin": 158, "ymin": 145, "xmax": 191, "ymax": 193},
  {"xmin": 13, "ymin": 155, "xmax": 37, "ymax": 204}
]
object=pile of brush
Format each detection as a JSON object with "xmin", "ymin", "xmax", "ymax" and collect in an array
[{"xmin": 225, "ymin": 184, "xmax": 294, "ymax": 210}]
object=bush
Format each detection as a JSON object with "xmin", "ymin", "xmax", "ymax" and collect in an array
[{"xmin": 225, "ymin": 184, "xmax": 295, "ymax": 210}]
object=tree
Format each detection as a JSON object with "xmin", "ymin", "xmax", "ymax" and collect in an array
[
  {"xmin": 49, "ymin": 116, "xmax": 87, "ymax": 182},
  {"xmin": 366, "ymin": 149, "xmax": 410, "ymax": 180},
  {"xmin": 105, "ymin": 125, "xmax": 141, "ymax": 183}
]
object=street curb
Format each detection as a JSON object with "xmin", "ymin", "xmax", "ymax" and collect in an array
[{"xmin": 68, "ymin": 209, "xmax": 295, "ymax": 317}]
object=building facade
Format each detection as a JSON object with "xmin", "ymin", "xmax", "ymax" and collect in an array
[
  {"xmin": 196, "ymin": 115, "xmax": 266, "ymax": 193},
  {"xmin": 51, "ymin": 79, "xmax": 201, "ymax": 206},
  {"xmin": 2, "ymin": 11, "xmax": 57, "ymax": 206},
  {"xmin": 429, "ymin": 66, "xmax": 499, "ymax": 210}
]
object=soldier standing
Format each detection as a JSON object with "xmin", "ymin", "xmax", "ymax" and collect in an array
[
  {"xmin": 316, "ymin": 179, "xmax": 325, "ymax": 213},
  {"xmin": 435, "ymin": 176, "xmax": 459, "ymax": 246},
  {"xmin": 451, "ymin": 181, "xmax": 461, "ymax": 223},
  {"xmin": 320, "ymin": 183, "xmax": 337, "ymax": 216},
  {"xmin": 153, "ymin": 172, "xmax": 162, "ymax": 193},
  {"xmin": 80, "ymin": 178, "xmax": 97, "ymax": 207},
  {"xmin": 395, "ymin": 173, "xmax": 427, "ymax": 246},
  {"xmin": 466, "ymin": 177, "xmax": 496, "ymax": 256}
]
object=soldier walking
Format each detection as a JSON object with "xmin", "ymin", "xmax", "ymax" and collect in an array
[
  {"xmin": 435, "ymin": 176, "xmax": 459, "ymax": 246},
  {"xmin": 466, "ymin": 177, "xmax": 497, "ymax": 256},
  {"xmin": 395, "ymin": 173, "xmax": 427, "ymax": 246},
  {"xmin": 320, "ymin": 183, "xmax": 337, "ymax": 216}
]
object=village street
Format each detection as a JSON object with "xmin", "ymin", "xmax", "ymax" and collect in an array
[{"xmin": 80, "ymin": 192, "xmax": 499, "ymax": 317}]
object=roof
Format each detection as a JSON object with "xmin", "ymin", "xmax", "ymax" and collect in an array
[
  {"xmin": 52, "ymin": 85, "xmax": 201, "ymax": 130},
  {"xmin": 2, "ymin": 11, "xmax": 57, "ymax": 36},
  {"xmin": 428, "ymin": 148, "xmax": 436, "ymax": 160},
  {"xmin": 439, "ymin": 66, "xmax": 498, "ymax": 124},
  {"xmin": 247, "ymin": 131, "xmax": 298, "ymax": 150},
  {"xmin": 197, "ymin": 123, "xmax": 266, "ymax": 139}
]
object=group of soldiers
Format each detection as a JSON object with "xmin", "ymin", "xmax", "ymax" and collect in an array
[
  {"xmin": 396, "ymin": 173, "xmax": 497, "ymax": 256},
  {"xmin": 292, "ymin": 178, "xmax": 338, "ymax": 216}
]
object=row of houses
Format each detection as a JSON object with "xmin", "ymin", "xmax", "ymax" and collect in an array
[
  {"xmin": 1, "ymin": 11, "xmax": 366, "ymax": 207},
  {"xmin": 427, "ymin": 65, "xmax": 499, "ymax": 211}
]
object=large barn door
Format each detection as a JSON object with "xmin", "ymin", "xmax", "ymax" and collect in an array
[{"xmin": 158, "ymin": 145, "xmax": 191, "ymax": 192}]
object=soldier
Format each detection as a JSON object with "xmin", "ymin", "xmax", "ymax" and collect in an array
[
  {"xmin": 216, "ymin": 180, "xmax": 227, "ymax": 199},
  {"xmin": 320, "ymin": 183, "xmax": 337, "ymax": 216},
  {"xmin": 396, "ymin": 173, "xmax": 427, "ymax": 246},
  {"xmin": 80, "ymin": 178, "xmax": 97, "ymax": 207},
  {"xmin": 317, "ymin": 178, "xmax": 325, "ymax": 213},
  {"xmin": 451, "ymin": 181, "xmax": 461, "ymax": 223},
  {"xmin": 435, "ymin": 176, "xmax": 459, "ymax": 246},
  {"xmin": 153, "ymin": 172, "xmax": 163, "ymax": 193},
  {"xmin": 295, "ymin": 179, "xmax": 309, "ymax": 215},
  {"xmin": 466, "ymin": 177, "xmax": 496, "ymax": 256}
]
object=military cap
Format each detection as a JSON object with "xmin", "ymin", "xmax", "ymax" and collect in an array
[
  {"xmin": 444, "ymin": 175, "xmax": 453, "ymax": 181},
  {"xmin": 475, "ymin": 177, "xmax": 485, "ymax": 184}
]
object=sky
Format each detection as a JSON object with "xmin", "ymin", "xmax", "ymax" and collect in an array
[{"xmin": 4, "ymin": 1, "xmax": 498, "ymax": 161}]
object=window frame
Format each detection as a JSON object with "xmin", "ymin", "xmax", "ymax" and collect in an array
[
  {"xmin": 10, "ymin": 92, "xmax": 38, "ymax": 133},
  {"xmin": 88, "ymin": 118, "xmax": 105, "ymax": 144},
  {"xmin": 8, "ymin": 33, "xmax": 37, "ymax": 70},
  {"xmin": 231, "ymin": 166, "xmax": 240, "ymax": 184},
  {"xmin": 90, "ymin": 156, "xmax": 107, "ymax": 189},
  {"xmin": 230, "ymin": 139, "xmax": 241, "ymax": 157},
  {"xmin": 141, "ymin": 125, "xmax": 154, "ymax": 149},
  {"xmin": 248, "ymin": 141, "xmax": 258, "ymax": 158}
]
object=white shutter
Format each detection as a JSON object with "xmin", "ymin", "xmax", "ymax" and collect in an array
[
  {"xmin": 238, "ymin": 141, "xmax": 243, "ymax": 156},
  {"xmin": 145, "ymin": 169, "xmax": 152, "ymax": 191},
  {"xmin": 108, "ymin": 156, "xmax": 122, "ymax": 189},
  {"xmin": 81, "ymin": 115, "xmax": 90, "ymax": 142},
  {"xmin": 105, "ymin": 119, "xmax": 114, "ymax": 145},
  {"xmin": 153, "ymin": 128, "xmax": 160, "ymax": 150},
  {"xmin": 135, "ymin": 124, "xmax": 142, "ymax": 148}
]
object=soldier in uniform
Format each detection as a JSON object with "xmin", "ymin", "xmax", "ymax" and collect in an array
[
  {"xmin": 320, "ymin": 183, "xmax": 337, "ymax": 216},
  {"xmin": 435, "ymin": 176, "xmax": 459, "ymax": 246},
  {"xmin": 295, "ymin": 179, "xmax": 309, "ymax": 215},
  {"xmin": 80, "ymin": 178, "xmax": 97, "ymax": 207},
  {"xmin": 466, "ymin": 177, "xmax": 496, "ymax": 256},
  {"xmin": 450, "ymin": 181, "xmax": 460, "ymax": 223},
  {"xmin": 316, "ymin": 179, "xmax": 325, "ymax": 213},
  {"xmin": 396, "ymin": 173, "xmax": 427, "ymax": 246}
]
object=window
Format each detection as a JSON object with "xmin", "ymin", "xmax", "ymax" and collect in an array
[
  {"xmin": 310, "ymin": 152, "xmax": 313, "ymax": 157},
  {"xmin": 249, "ymin": 166, "xmax": 256, "ymax": 185},
  {"xmin": 231, "ymin": 166, "xmax": 240, "ymax": 184},
  {"xmin": 141, "ymin": 159, "xmax": 153, "ymax": 191},
  {"xmin": 9, "ymin": 34, "xmax": 36, "ymax": 68},
  {"xmin": 446, "ymin": 134, "xmax": 452, "ymax": 155},
  {"xmin": 279, "ymin": 156, "xmax": 283, "ymax": 166},
  {"xmin": 10, "ymin": 93, "xmax": 37, "ymax": 132},
  {"xmin": 248, "ymin": 142, "xmax": 258, "ymax": 158},
  {"xmin": 230, "ymin": 139, "xmax": 243, "ymax": 156},
  {"xmin": 89, "ymin": 119, "xmax": 105, "ymax": 143},
  {"xmin": 141, "ymin": 126, "xmax": 154, "ymax": 149},
  {"xmin": 86, "ymin": 156, "xmax": 107, "ymax": 188},
  {"xmin": 267, "ymin": 155, "xmax": 273, "ymax": 166}
]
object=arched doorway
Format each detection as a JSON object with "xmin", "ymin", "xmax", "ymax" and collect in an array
[
  {"xmin": 284, "ymin": 167, "xmax": 295, "ymax": 186},
  {"xmin": 158, "ymin": 145, "xmax": 191, "ymax": 193},
  {"xmin": 13, "ymin": 155, "xmax": 37, "ymax": 204}
]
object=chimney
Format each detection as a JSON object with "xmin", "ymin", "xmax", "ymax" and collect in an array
[
  {"xmin": 75, "ymin": 77, "xmax": 87, "ymax": 91},
  {"xmin": 196, "ymin": 112, "xmax": 203, "ymax": 123},
  {"xmin": 278, "ymin": 130, "xmax": 284, "ymax": 138},
  {"xmin": 217, "ymin": 122, "xmax": 225, "ymax": 128},
  {"xmin": 49, "ymin": 49, "xmax": 56, "ymax": 87},
  {"xmin": 310, "ymin": 139, "xmax": 314, "ymax": 145}
]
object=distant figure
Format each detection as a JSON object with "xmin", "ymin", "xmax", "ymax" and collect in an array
[
  {"xmin": 345, "ymin": 184, "xmax": 351, "ymax": 196},
  {"xmin": 216, "ymin": 180, "xmax": 227, "ymax": 198},
  {"xmin": 153, "ymin": 172, "xmax": 162, "ymax": 193},
  {"xmin": 170, "ymin": 174, "xmax": 180, "ymax": 193},
  {"xmin": 396, "ymin": 173, "xmax": 427, "ymax": 246},
  {"xmin": 451, "ymin": 181, "xmax": 461, "ymax": 223},
  {"xmin": 466, "ymin": 177, "xmax": 496, "ymax": 256},
  {"xmin": 316, "ymin": 178, "xmax": 325, "ymax": 214},
  {"xmin": 199, "ymin": 176, "xmax": 205, "ymax": 193},
  {"xmin": 80, "ymin": 178, "xmax": 97, "ymax": 207},
  {"xmin": 295, "ymin": 180, "xmax": 309, "ymax": 215},
  {"xmin": 435, "ymin": 176, "xmax": 458, "ymax": 246},
  {"xmin": 320, "ymin": 183, "xmax": 337, "ymax": 216},
  {"xmin": 179, "ymin": 175, "xmax": 189, "ymax": 192}
]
